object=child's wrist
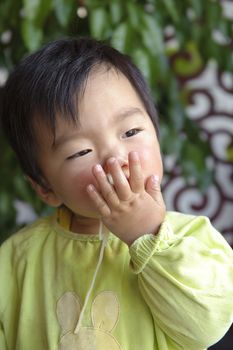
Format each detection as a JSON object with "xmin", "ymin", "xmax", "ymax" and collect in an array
[{"xmin": 124, "ymin": 224, "xmax": 162, "ymax": 247}]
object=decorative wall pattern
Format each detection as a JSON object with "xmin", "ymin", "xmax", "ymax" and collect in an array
[{"xmin": 162, "ymin": 61, "xmax": 233, "ymax": 247}]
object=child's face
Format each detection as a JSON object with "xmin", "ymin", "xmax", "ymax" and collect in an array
[{"xmin": 35, "ymin": 67, "xmax": 163, "ymax": 220}]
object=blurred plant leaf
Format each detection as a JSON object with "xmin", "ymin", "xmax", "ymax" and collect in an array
[
  {"xmin": 21, "ymin": 19, "xmax": 43, "ymax": 51},
  {"xmin": 110, "ymin": 1, "xmax": 123, "ymax": 25},
  {"xmin": 53, "ymin": 0, "xmax": 73, "ymax": 27},
  {"xmin": 89, "ymin": 7, "xmax": 109, "ymax": 39},
  {"xmin": 126, "ymin": 2, "xmax": 141, "ymax": 29},
  {"xmin": 163, "ymin": 0, "xmax": 179, "ymax": 23},
  {"xmin": 34, "ymin": 0, "xmax": 52, "ymax": 27},
  {"xmin": 111, "ymin": 22, "xmax": 130, "ymax": 53},
  {"xmin": 189, "ymin": 0, "xmax": 203, "ymax": 19},
  {"xmin": 23, "ymin": 0, "xmax": 41, "ymax": 21},
  {"xmin": 142, "ymin": 14, "xmax": 164, "ymax": 56},
  {"xmin": 133, "ymin": 48, "xmax": 152, "ymax": 85}
]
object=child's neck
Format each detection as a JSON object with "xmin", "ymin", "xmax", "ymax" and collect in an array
[{"xmin": 70, "ymin": 213, "xmax": 100, "ymax": 235}]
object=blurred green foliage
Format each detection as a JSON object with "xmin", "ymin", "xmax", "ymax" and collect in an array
[{"xmin": 0, "ymin": 0, "xmax": 232, "ymax": 242}]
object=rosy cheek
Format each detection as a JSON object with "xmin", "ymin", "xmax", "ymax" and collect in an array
[
  {"xmin": 137, "ymin": 149, "xmax": 154, "ymax": 167},
  {"xmin": 137, "ymin": 148, "xmax": 163, "ymax": 178},
  {"xmin": 71, "ymin": 167, "xmax": 98, "ymax": 193}
]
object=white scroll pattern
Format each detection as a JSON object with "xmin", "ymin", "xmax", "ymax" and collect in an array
[{"xmin": 162, "ymin": 62, "xmax": 233, "ymax": 246}]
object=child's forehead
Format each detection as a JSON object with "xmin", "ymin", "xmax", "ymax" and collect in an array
[
  {"xmin": 82, "ymin": 65, "xmax": 124, "ymax": 94},
  {"xmin": 34, "ymin": 65, "xmax": 145, "ymax": 145},
  {"xmin": 55, "ymin": 66, "xmax": 129, "ymax": 126},
  {"xmin": 88, "ymin": 63, "xmax": 120, "ymax": 79},
  {"xmin": 79, "ymin": 70, "xmax": 146, "ymax": 118},
  {"xmin": 79, "ymin": 66, "xmax": 139, "ymax": 107}
]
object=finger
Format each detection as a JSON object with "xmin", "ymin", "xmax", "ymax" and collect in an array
[
  {"xmin": 146, "ymin": 175, "xmax": 163, "ymax": 202},
  {"xmin": 128, "ymin": 151, "xmax": 144, "ymax": 193},
  {"xmin": 107, "ymin": 157, "xmax": 131, "ymax": 200},
  {"xmin": 86, "ymin": 184, "xmax": 111, "ymax": 217},
  {"xmin": 92, "ymin": 164, "xmax": 120, "ymax": 208}
]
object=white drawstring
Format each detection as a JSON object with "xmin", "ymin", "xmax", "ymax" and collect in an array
[{"xmin": 74, "ymin": 221, "xmax": 109, "ymax": 334}]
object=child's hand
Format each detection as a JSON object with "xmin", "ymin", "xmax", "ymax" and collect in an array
[{"xmin": 87, "ymin": 151, "xmax": 166, "ymax": 246}]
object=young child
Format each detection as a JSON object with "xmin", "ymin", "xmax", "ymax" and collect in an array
[{"xmin": 0, "ymin": 37, "xmax": 232, "ymax": 350}]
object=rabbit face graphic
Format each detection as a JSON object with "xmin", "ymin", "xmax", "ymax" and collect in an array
[{"xmin": 57, "ymin": 291, "xmax": 121, "ymax": 350}]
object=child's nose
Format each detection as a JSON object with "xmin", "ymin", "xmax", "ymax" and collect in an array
[{"xmin": 103, "ymin": 155, "xmax": 128, "ymax": 174}]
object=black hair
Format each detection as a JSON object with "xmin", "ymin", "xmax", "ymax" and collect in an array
[{"xmin": 1, "ymin": 37, "xmax": 159, "ymax": 185}]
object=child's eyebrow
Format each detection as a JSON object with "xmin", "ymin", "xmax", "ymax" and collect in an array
[
  {"xmin": 52, "ymin": 132, "xmax": 78, "ymax": 151},
  {"xmin": 114, "ymin": 106, "xmax": 144, "ymax": 121}
]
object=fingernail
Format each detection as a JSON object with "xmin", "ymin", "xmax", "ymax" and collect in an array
[
  {"xmin": 108, "ymin": 157, "xmax": 116, "ymax": 165},
  {"xmin": 95, "ymin": 164, "xmax": 103, "ymax": 172},
  {"xmin": 87, "ymin": 184, "xmax": 94, "ymax": 192},
  {"xmin": 152, "ymin": 175, "xmax": 159, "ymax": 183}
]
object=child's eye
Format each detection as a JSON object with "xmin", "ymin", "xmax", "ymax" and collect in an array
[
  {"xmin": 123, "ymin": 128, "xmax": 142, "ymax": 138},
  {"xmin": 67, "ymin": 149, "xmax": 92, "ymax": 160}
]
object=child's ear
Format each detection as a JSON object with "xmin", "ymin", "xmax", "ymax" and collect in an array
[{"xmin": 27, "ymin": 177, "xmax": 62, "ymax": 207}]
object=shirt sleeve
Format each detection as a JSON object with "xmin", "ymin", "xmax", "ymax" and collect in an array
[
  {"xmin": 129, "ymin": 214, "xmax": 233, "ymax": 350},
  {"xmin": 0, "ymin": 322, "xmax": 7, "ymax": 350},
  {"xmin": 0, "ymin": 238, "xmax": 17, "ymax": 350}
]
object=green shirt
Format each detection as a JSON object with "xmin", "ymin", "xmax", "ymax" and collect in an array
[{"xmin": 0, "ymin": 210, "xmax": 232, "ymax": 350}]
